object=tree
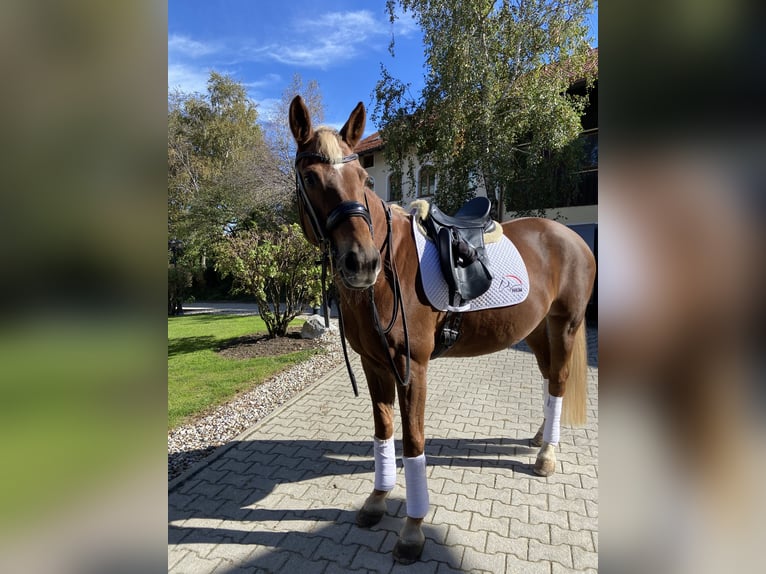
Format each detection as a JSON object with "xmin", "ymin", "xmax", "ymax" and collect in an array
[
  {"xmin": 215, "ymin": 224, "xmax": 322, "ymax": 338},
  {"xmin": 374, "ymin": 0, "xmax": 596, "ymax": 215},
  {"xmin": 168, "ymin": 72, "xmax": 280, "ymax": 269}
]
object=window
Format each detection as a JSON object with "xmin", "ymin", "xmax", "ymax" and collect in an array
[
  {"xmin": 361, "ymin": 154, "xmax": 374, "ymax": 168},
  {"xmin": 580, "ymin": 128, "xmax": 598, "ymax": 170},
  {"xmin": 418, "ymin": 166, "xmax": 436, "ymax": 197},
  {"xmin": 388, "ymin": 174, "xmax": 402, "ymax": 203}
]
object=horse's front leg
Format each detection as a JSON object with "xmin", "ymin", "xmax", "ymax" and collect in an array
[
  {"xmin": 393, "ymin": 361, "xmax": 429, "ymax": 565},
  {"xmin": 356, "ymin": 360, "xmax": 397, "ymax": 528}
]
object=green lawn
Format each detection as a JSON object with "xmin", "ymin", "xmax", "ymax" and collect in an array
[{"xmin": 168, "ymin": 314, "xmax": 317, "ymax": 429}]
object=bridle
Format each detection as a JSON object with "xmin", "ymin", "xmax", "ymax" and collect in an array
[
  {"xmin": 294, "ymin": 150, "xmax": 372, "ymax": 248},
  {"xmin": 294, "ymin": 150, "xmax": 411, "ymax": 394}
]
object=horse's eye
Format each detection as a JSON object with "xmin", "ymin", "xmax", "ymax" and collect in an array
[{"xmin": 303, "ymin": 172, "xmax": 318, "ymax": 187}]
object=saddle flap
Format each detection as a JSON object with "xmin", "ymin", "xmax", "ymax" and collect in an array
[
  {"xmin": 428, "ymin": 203, "xmax": 494, "ymax": 307},
  {"xmin": 436, "ymin": 227, "xmax": 458, "ymax": 295}
]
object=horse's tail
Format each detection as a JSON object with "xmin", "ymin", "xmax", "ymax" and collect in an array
[{"xmin": 561, "ymin": 321, "xmax": 588, "ymax": 426}]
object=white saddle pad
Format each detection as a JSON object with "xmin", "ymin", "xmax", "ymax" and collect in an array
[{"xmin": 412, "ymin": 216, "xmax": 530, "ymax": 312}]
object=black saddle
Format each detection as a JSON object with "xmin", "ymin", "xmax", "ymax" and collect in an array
[{"xmin": 422, "ymin": 197, "xmax": 495, "ymax": 308}]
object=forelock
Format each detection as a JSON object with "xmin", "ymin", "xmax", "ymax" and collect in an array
[{"xmin": 315, "ymin": 127, "xmax": 343, "ymax": 163}]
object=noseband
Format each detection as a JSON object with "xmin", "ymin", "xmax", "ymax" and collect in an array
[{"xmin": 294, "ymin": 151, "xmax": 372, "ymax": 248}]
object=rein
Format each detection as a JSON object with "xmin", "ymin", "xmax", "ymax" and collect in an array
[
  {"xmin": 294, "ymin": 150, "xmax": 411, "ymax": 395},
  {"xmin": 370, "ymin": 205, "xmax": 411, "ymax": 388}
]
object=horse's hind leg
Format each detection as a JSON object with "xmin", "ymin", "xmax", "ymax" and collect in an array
[
  {"xmin": 532, "ymin": 313, "xmax": 582, "ymax": 476},
  {"xmin": 356, "ymin": 360, "xmax": 397, "ymax": 528},
  {"xmin": 524, "ymin": 320, "xmax": 551, "ymax": 449}
]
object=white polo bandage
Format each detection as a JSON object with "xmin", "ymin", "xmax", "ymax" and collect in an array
[
  {"xmin": 373, "ymin": 436, "xmax": 396, "ymax": 492},
  {"xmin": 543, "ymin": 393, "xmax": 563, "ymax": 445},
  {"xmin": 403, "ymin": 454, "xmax": 429, "ymax": 519}
]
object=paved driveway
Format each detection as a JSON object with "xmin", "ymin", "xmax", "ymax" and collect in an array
[{"xmin": 169, "ymin": 331, "xmax": 598, "ymax": 573}]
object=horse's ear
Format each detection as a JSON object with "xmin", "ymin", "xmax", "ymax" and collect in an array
[
  {"xmin": 339, "ymin": 101, "xmax": 366, "ymax": 150},
  {"xmin": 289, "ymin": 95, "xmax": 313, "ymax": 145}
]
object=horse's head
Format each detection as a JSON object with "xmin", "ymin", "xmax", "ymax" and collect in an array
[{"xmin": 289, "ymin": 95, "xmax": 381, "ymax": 290}]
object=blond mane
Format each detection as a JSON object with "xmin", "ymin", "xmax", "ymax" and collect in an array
[{"xmin": 315, "ymin": 127, "xmax": 343, "ymax": 163}]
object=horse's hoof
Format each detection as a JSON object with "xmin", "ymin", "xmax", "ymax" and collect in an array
[
  {"xmin": 393, "ymin": 539, "xmax": 424, "ymax": 564},
  {"xmin": 356, "ymin": 507, "xmax": 385, "ymax": 528},
  {"xmin": 356, "ymin": 492, "xmax": 388, "ymax": 528},
  {"xmin": 393, "ymin": 518, "xmax": 425, "ymax": 564},
  {"xmin": 533, "ymin": 442, "xmax": 556, "ymax": 477},
  {"xmin": 533, "ymin": 457, "xmax": 556, "ymax": 477}
]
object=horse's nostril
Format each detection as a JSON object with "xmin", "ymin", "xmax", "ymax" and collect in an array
[{"xmin": 344, "ymin": 252, "xmax": 360, "ymax": 274}]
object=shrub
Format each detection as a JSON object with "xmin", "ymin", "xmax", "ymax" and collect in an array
[{"xmin": 216, "ymin": 224, "xmax": 322, "ymax": 337}]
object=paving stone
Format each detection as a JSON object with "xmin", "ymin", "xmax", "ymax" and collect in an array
[
  {"xmin": 342, "ymin": 522, "xmax": 389, "ymax": 551},
  {"xmin": 529, "ymin": 506, "xmax": 570, "ymax": 529},
  {"xmin": 486, "ymin": 532, "xmax": 529, "ymax": 558},
  {"xmin": 529, "ymin": 539, "xmax": 573, "ymax": 568},
  {"xmin": 454, "ymin": 494, "xmax": 492, "ymax": 516},
  {"xmin": 573, "ymin": 544, "xmax": 599, "ymax": 570},
  {"xmin": 510, "ymin": 518, "xmax": 550, "ymax": 544},
  {"xmin": 170, "ymin": 551, "xmax": 226, "ymax": 574},
  {"xmin": 504, "ymin": 554, "xmax": 552, "ymax": 574},
  {"xmin": 349, "ymin": 544, "xmax": 396, "ymax": 573},
  {"xmin": 445, "ymin": 524, "xmax": 488, "ymax": 552},
  {"xmin": 550, "ymin": 524, "xmax": 595, "ymax": 551},
  {"xmin": 470, "ymin": 512, "xmax": 510, "ymax": 538},
  {"xmin": 461, "ymin": 547, "xmax": 506, "ymax": 573}
]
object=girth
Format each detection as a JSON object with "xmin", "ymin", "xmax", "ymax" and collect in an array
[{"xmin": 422, "ymin": 196, "xmax": 495, "ymax": 309}]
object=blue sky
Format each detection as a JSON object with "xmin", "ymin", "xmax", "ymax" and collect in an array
[{"xmin": 169, "ymin": 1, "xmax": 598, "ymax": 136}]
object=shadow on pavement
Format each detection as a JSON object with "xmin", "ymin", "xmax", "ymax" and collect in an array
[{"xmin": 169, "ymin": 436, "xmax": 542, "ymax": 572}]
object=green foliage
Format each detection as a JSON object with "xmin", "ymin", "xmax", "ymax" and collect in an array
[
  {"xmin": 506, "ymin": 135, "xmax": 586, "ymax": 216},
  {"xmin": 215, "ymin": 224, "xmax": 322, "ymax": 338},
  {"xmin": 168, "ymin": 263, "xmax": 192, "ymax": 316},
  {"xmin": 376, "ymin": 0, "xmax": 596, "ymax": 215},
  {"xmin": 168, "ymin": 314, "xmax": 317, "ymax": 429},
  {"xmin": 168, "ymin": 72, "xmax": 281, "ymax": 269}
]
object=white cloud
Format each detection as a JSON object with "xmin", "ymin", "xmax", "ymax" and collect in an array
[
  {"xmin": 168, "ymin": 34, "xmax": 219, "ymax": 58},
  {"xmin": 167, "ymin": 63, "xmax": 210, "ymax": 95},
  {"xmin": 391, "ymin": 7, "xmax": 419, "ymax": 37},
  {"xmin": 254, "ymin": 98, "xmax": 283, "ymax": 122},
  {"xmin": 169, "ymin": 9, "xmax": 404, "ymax": 76},
  {"xmin": 245, "ymin": 10, "xmax": 390, "ymax": 69},
  {"xmin": 243, "ymin": 73, "xmax": 282, "ymax": 90}
]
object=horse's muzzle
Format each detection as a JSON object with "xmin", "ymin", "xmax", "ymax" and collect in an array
[{"xmin": 337, "ymin": 248, "xmax": 381, "ymax": 289}]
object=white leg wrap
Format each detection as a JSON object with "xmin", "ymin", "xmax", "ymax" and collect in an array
[
  {"xmin": 543, "ymin": 393, "xmax": 563, "ymax": 445},
  {"xmin": 373, "ymin": 436, "xmax": 397, "ymax": 492},
  {"xmin": 402, "ymin": 454, "xmax": 429, "ymax": 519}
]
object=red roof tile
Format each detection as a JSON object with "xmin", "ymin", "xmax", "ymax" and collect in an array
[{"xmin": 354, "ymin": 132, "xmax": 384, "ymax": 154}]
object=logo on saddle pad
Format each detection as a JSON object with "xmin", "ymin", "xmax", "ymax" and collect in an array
[
  {"xmin": 500, "ymin": 274, "xmax": 525, "ymax": 294},
  {"xmin": 411, "ymin": 208, "xmax": 530, "ymax": 312}
]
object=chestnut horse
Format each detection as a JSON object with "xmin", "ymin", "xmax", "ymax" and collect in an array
[{"xmin": 289, "ymin": 96, "xmax": 596, "ymax": 564}]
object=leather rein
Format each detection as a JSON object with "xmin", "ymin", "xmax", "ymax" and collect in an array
[{"xmin": 295, "ymin": 151, "xmax": 411, "ymax": 395}]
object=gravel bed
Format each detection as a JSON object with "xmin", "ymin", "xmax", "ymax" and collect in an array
[{"xmin": 168, "ymin": 330, "xmax": 344, "ymax": 482}]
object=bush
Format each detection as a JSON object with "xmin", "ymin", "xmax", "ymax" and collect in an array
[{"xmin": 216, "ymin": 223, "xmax": 322, "ymax": 337}]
